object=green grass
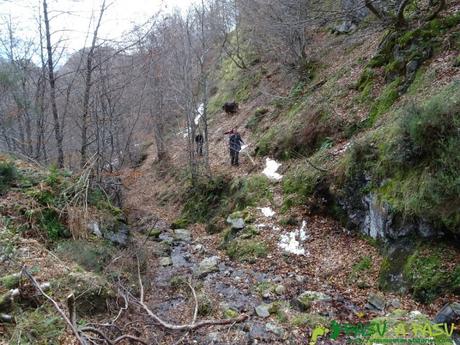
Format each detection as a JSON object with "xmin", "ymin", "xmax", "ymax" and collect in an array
[
  {"xmin": 8, "ymin": 305, "xmax": 65, "ymax": 344},
  {"xmin": 344, "ymin": 80, "xmax": 460, "ymax": 234},
  {"xmin": 403, "ymin": 243, "xmax": 458, "ymax": 303},
  {"xmin": 225, "ymin": 238, "xmax": 268, "ymax": 262},
  {"xmin": 55, "ymin": 239, "xmax": 115, "ymax": 273}
]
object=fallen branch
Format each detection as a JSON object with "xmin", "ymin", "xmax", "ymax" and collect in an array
[
  {"xmin": 21, "ymin": 267, "xmax": 88, "ymax": 345},
  {"xmin": 135, "ymin": 256, "xmax": 249, "ymax": 331}
]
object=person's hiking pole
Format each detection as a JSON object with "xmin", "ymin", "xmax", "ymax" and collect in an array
[{"xmin": 240, "ymin": 144, "xmax": 256, "ymax": 166}]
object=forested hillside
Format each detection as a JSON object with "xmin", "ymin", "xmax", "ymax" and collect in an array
[{"xmin": 0, "ymin": 0, "xmax": 459, "ymax": 344}]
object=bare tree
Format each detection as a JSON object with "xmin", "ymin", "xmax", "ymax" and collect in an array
[{"xmin": 43, "ymin": 0, "xmax": 64, "ymax": 168}]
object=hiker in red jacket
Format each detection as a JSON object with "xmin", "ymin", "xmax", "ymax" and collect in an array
[{"xmin": 224, "ymin": 128, "xmax": 244, "ymax": 166}]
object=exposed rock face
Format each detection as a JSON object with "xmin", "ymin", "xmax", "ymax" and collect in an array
[{"xmin": 343, "ymin": 191, "xmax": 438, "ymax": 241}]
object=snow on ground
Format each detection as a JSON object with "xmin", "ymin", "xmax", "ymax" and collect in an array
[
  {"xmin": 263, "ymin": 158, "xmax": 283, "ymax": 181},
  {"xmin": 258, "ymin": 207, "xmax": 275, "ymax": 218},
  {"xmin": 278, "ymin": 220, "xmax": 309, "ymax": 255},
  {"xmin": 194, "ymin": 103, "xmax": 204, "ymax": 125}
]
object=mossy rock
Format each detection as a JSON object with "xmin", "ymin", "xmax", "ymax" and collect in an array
[
  {"xmin": 290, "ymin": 313, "xmax": 328, "ymax": 327},
  {"xmin": 171, "ymin": 217, "xmax": 190, "ymax": 229},
  {"xmin": 197, "ymin": 293, "xmax": 213, "ymax": 316},
  {"xmin": 225, "ymin": 239, "xmax": 268, "ymax": 262},
  {"xmin": 148, "ymin": 228, "xmax": 162, "ymax": 239},
  {"xmin": 0, "ymin": 273, "xmax": 20, "ymax": 289},
  {"xmin": 223, "ymin": 308, "xmax": 239, "ymax": 319},
  {"xmin": 64, "ymin": 272, "xmax": 114, "ymax": 316}
]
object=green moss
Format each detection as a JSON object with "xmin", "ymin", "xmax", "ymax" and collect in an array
[
  {"xmin": 403, "ymin": 243, "xmax": 457, "ymax": 303},
  {"xmin": 367, "ymin": 78, "xmax": 401, "ymax": 126},
  {"xmin": 291, "ymin": 313, "xmax": 328, "ymax": 327},
  {"xmin": 223, "ymin": 308, "xmax": 239, "ymax": 319},
  {"xmin": 9, "ymin": 305, "xmax": 65, "ymax": 344},
  {"xmin": 282, "ymin": 165, "xmax": 324, "ymax": 210},
  {"xmin": 55, "ymin": 239, "xmax": 114, "ymax": 273},
  {"xmin": 171, "ymin": 217, "xmax": 190, "ymax": 229},
  {"xmin": 229, "ymin": 175, "xmax": 273, "ymax": 210},
  {"xmin": 225, "ymin": 239, "xmax": 268, "ymax": 262},
  {"xmin": 246, "ymin": 107, "xmax": 269, "ymax": 131},
  {"xmin": 0, "ymin": 273, "xmax": 20, "ymax": 289},
  {"xmin": 197, "ymin": 294, "xmax": 213, "ymax": 316},
  {"xmin": 0, "ymin": 160, "xmax": 17, "ymax": 194},
  {"xmin": 256, "ymin": 127, "xmax": 277, "ymax": 156},
  {"xmin": 353, "ymin": 256, "xmax": 372, "ymax": 272}
]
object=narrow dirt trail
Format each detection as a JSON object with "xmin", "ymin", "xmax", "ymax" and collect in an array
[{"xmin": 119, "ymin": 104, "xmax": 437, "ymax": 344}]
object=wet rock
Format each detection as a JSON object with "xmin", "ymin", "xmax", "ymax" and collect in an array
[
  {"xmin": 104, "ymin": 222, "xmax": 129, "ymax": 247},
  {"xmin": 417, "ymin": 220, "xmax": 436, "ymax": 238},
  {"xmin": 366, "ymin": 293, "xmax": 385, "ymax": 311},
  {"xmin": 293, "ymin": 291, "xmax": 331, "ymax": 311},
  {"xmin": 195, "ymin": 256, "xmax": 219, "ymax": 277},
  {"xmin": 249, "ymin": 322, "xmax": 271, "ymax": 341},
  {"xmin": 255, "ymin": 304, "xmax": 271, "ymax": 318},
  {"xmin": 173, "ymin": 229, "xmax": 192, "ymax": 242},
  {"xmin": 434, "ymin": 303, "xmax": 460, "ymax": 324},
  {"xmin": 159, "ymin": 257, "xmax": 172, "ymax": 266},
  {"xmin": 171, "ymin": 246, "xmax": 191, "ymax": 268},
  {"xmin": 265, "ymin": 322, "xmax": 285, "ymax": 337}
]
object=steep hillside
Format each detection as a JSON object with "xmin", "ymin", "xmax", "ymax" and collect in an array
[{"xmin": 120, "ymin": 3, "xmax": 460, "ymax": 344}]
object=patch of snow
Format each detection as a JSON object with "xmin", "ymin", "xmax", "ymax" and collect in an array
[
  {"xmin": 194, "ymin": 103, "xmax": 204, "ymax": 125},
  {"xmin": 263, "ymin": 158, "xmax": 282, "ymax": 181},
  {"xmin": 256, "ymin": 223, "xmax": 268, "ymax": 228},
  {"xmin": 299, "ymin": 220, "xmax": 308, "ymax": 241},
  {"xmin": 258, "ymin": 207, "xmax": 275, "ymax": 218},
  {"xmin": 279, "ymin": 232, "xmax": 306, "ymax": 255},
  {"xmin": 278, "ymin": 220, "xmax": 309, "ymax": 255}
]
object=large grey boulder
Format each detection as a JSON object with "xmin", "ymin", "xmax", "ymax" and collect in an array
[
  {"xmin": 194, "ymin": 256, "xmax": 219, "ymax": 277},
  {"xmin": 173, "ymin": 229, "xmax": 192, "ymax": 242}
]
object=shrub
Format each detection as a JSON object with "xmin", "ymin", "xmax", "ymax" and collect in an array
[{"xmin": 0, "ymin": 161, "xmax": 17, "ymax": 194}]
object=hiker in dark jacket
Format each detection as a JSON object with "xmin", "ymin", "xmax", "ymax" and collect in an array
[
  {"xmin": 195, "ymin": 133, "xmax": 204, "ymax": 156},
  {"xmin": 224, "ymin": 128, "xmax": 244, "ymax": 166}
]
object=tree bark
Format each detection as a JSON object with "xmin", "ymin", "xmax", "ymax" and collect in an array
[{"xmin": 43, "ymin": 0, "xmax": 64, "ymax": 168}]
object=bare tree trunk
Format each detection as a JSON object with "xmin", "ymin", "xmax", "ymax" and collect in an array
[
  {"xmin": 43, "ymin": 0, "xmax": 64, "ymax": 168},
  {"xmin": 81, "ymin": 0, "xmax": 106, "ymax": 168}
]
